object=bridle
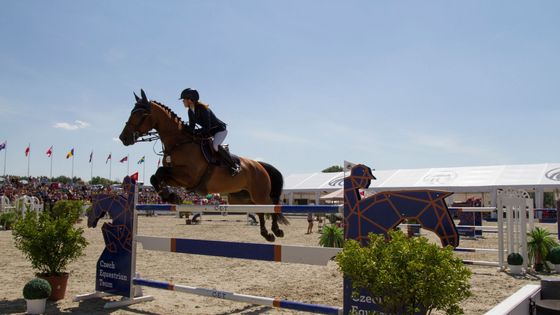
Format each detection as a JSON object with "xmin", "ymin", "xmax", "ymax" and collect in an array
[{"xmin": 125, "ymin": 106, "xmax": 160, "ymax": 143}]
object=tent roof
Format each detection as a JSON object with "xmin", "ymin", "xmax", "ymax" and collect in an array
[{"xmin": 284, "ymin": 163, "xmax": 560, "ymax": 193}]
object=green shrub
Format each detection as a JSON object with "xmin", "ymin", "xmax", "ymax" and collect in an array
[
  {"xmin": 507, "ymin": 253, "xmax": 523, "ymax": 265},
  {"xmin": 336, "ymin": 230, "xmax": 472, "ymax": 315},
  {"xmin": 12, "ymin": 204, "xmax": 88, "ymax": 276},
  {"xmin": 49, "ymin": 200, "xmax": 83, "ymax": 222},
  {"xmin": 319, "ymin": 224, "xmax": 344, "ymax": 248},
  {"xmin": 0, "ymin": 210, "xmax": 19, "ymax": 230},
  {"xmin": 23, "ymin": 278, "xmax": 51, "ymax": 300},
  {"xmin": 548, "ymin": 247, "xmax": 560, "ymax": 264}
]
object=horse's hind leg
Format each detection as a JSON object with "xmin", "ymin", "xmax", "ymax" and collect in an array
[
  {"xmin": 257, "ymin": 213, "xmax": 275, "ymax": 242},
  {"xmin": 271, "ymin": 214, "xmax": 284, "ymax": 238}
]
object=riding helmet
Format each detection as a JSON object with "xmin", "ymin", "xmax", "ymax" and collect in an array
[{"xmin": 179, "ymin": 88, "xmax": 199, "ymax": 101}]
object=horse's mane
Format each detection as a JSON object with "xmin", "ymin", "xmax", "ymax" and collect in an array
[{"xmin": 150, "ymin": 100, "xmax": 187, "ymax": 130}]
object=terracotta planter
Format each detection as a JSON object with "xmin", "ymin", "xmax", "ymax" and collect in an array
[
  {"xmin": 26, "ymin": 298, "xmax": 47, "ymax": 314},
  {"xmin": 39, "ymin": 273, "xmax": 69, "ymax": 301}
]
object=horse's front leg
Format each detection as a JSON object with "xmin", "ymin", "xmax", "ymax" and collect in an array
[
  {"xmin": 150, "ymin": 167, "xmax": 182, "ymax": 204},
  {"xmin": 257, "ymin": 213, "xmax": 275, "ymax": 242}
]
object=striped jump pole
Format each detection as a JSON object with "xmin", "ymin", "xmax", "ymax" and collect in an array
[
  {"xmin": 126, "ymin": 278, "xmax": 342, "ymax": 314},
  {"xmin": 137, "ymin": 203, "xmax": 342, "ymax": 214},
  {"xmin": 137, "ymin": 236, "xmax": 341, "ymax": 266}
]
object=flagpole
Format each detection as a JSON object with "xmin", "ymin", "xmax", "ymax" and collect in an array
[
  {"xmin": 71, "ymin": 154, "xmax": 74, "ymax": 183},
  {"xmin": 27, "ymin": 143, "xmax": 30, "ymax": 178},
  {"xmin": 109, "ymin": 153, "xmax": 112, "ymax": 181},
  {"xmin": 143, "ymin": 159, "xmax": 146, "ymax": 183},
  {"xmin": 127, "ymin": 155, "xmax": 130, "ymax": 176},
  {"xmin": 50, "ymin": 146, "xmax": 53, "ymax": 179},
  {"xmin": 3, "ymin": 141, "xmax": 7, "ymax": 176}
]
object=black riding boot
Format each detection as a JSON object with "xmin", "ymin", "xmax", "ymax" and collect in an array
[{"xmin": 218, "ymin": 145, "xmax": 241, "ymax": 176}]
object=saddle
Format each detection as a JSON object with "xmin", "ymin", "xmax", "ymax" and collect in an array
[{"xmin": 200, "ymin": 139, "xmax": 240, "ymax": 168}]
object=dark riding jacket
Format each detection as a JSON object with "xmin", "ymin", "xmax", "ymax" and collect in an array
[{"xmin": 188, "ymin": 102, "xmax": 227, "ymax": 137}]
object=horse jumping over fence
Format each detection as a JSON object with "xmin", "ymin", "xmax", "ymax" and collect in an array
[{"xmin": 118, "ymin": 89, "xmax": 288, "ymax": 242}]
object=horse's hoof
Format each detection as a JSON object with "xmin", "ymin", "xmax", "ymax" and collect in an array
[
  {"xmin": 261, "ymin": 232, "xmax": 275, "ymax": 242},
  {"xmin": 272, "ymin": 229, "xmax": 284, "ymax": 238}
]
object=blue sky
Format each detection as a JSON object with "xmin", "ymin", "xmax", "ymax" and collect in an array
[{"xmin": 1, "ymin": 1, "xmax": 559, "ymax": 182}]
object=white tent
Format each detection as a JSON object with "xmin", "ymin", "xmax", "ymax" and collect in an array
[{"xmin": 283, "ymin": 163, "xmax": 560, "ymax": 207}]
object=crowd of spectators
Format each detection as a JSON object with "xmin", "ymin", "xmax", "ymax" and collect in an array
[{"xmin": 0, "ymin": 176, "xmax": 226, "ymax": 207}]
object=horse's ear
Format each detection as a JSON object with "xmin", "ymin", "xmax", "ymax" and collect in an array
[
  {"xmin": 134, "ymin": 92, "xmax": 140, "ymax": 102},
  {"xmin": 140, "ymin": 89, "xmax": 148, "ymax": 102}
]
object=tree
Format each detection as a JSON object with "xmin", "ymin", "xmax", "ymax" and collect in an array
[
  {"xmin": 89, "ymin": 176, "xmax": 116, "ymax": 186},
  {"xmin": 322, "ymin": 165, "xmax": 343, "ymax": 173},
  {"xmin": 336, "ymin": 230, "xmax": 472, "ymax": 315}
]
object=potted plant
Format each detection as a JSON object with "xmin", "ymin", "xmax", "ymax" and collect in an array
[
  {"xmin": 23, "ymin": 278, "xmax": 51, "ymax": 314},
  {"xmin": 319, "ymin": 224, "xmax": 344, "ymax": 248},
  {"xmin": 507, "ymin": 252, "xmax": 524, "ymax": 274},
  {"xmin": 527, "ymin": 227, "xmax": 558, "ymax": 272},
  {"xmin": 547, "ymin": 246, "xmax": 560, "ymax": 273},
  {"xmin": 12, "ymin": 200, "xmax": 88, "ymax": 300},
  {"xmin": 337, "ymin": 230, "xmax": 472, "ymax": 314}
]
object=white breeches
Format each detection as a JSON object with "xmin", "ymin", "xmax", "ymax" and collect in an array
[{"xmin": 213, "ymin": 130, "xmax": 227, "ymax": 151}]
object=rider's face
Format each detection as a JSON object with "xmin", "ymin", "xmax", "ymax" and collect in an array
[{"xmin": 182, "ymin": 99, "xmax": 194, "ymax": 108}]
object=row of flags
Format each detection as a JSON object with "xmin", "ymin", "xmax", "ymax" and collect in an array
[{"xmin": 0, "ymin": 142, "xmax": 157, "ymax": 165}]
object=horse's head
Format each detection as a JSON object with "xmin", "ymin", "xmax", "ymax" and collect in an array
[
  {"xmin": 350, "ymin": 164, "xmax": 377, "ymax": 189},
  {"xmin": 87, "ymin": 194, "xmax": 109, "ymax": 228},
  {"xmin": 119, "ymin": 89, "xmax": 155, "ymax": 146}
]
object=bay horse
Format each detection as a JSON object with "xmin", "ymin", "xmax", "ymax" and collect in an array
[{"xmin": 119, "ymin": 89, "xmax": 288, "ymax": 242}]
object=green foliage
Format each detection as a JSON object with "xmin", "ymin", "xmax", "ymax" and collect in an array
[
  {"xmin": 51, "ymin": 175, "xmax": 82, "ymax": 184},
  {"xmin": 547, "ymin": 247, "xmax": 560, "ymax": 264},
  {"xmin": 319, "ymin": 224, "xmax": 344, "ymax": 248},
  {"xmin": 89, "ymin": 176, "xmax": 117, "ymax": 186},
  {"xmin": 527, "ymin": 227, "xmax": 559, "ymax": 272},
  {"xmin": 23, "ymin": 278, "xmax": 52, "ymax": 300},
  {"xmin": 336, "ymin": 230, "xmax": 472, "ymax": 315},
  {"xmin": 0, "ymin": 210, "xmax": 19, "ymax": 230},
  {"xmin": 49, "ymin": 200, "xmax": 83, "ymax": 222},
  {"xmin": 507, "ymin": 253, "xmax": 523, "ymax": 265},
  {"xmin": 322, "ymin": 165, "xmax": 343, "ymax": 173},
  {"xmin": 12, "ymin": 203, "xmax": 88, "ymax": 276}
]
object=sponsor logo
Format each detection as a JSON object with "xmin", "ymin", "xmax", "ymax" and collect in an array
[{"xmin": 545, "ymin": 168, "xmax": 560, "ymax": 181}]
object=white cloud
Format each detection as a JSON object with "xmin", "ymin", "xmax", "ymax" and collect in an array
[{"xmin": 53, "ymin": 120, "xmax": 90, "ymax": 130}]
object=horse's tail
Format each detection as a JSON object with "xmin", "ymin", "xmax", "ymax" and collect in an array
[{"xmin": 258, "ymin": 161, "xmax": 289, "ymax": 225}]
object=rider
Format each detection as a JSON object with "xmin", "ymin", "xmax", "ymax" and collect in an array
[{"xmin": 179, "ymin": 88, "xmax": 241, "ymax": 176}]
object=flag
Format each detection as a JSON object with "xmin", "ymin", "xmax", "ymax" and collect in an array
[
  {"xmin": 137, "ymin": 156, "xmax": 145, "ymax": 164},
  {"xmin": 106, "ymin": 153, "xmax": 112, "ymax": 164},
  {"xmin": 66, "ymin": 148, "xmax": 74, "ymax": 159},
  {"xmin": 130, "ymin": 172, "xmax": 139, "ymax": 181},
  {"xmin": 0, "ymin": 141, "xmax": 6, "ymax": 151},
  {"xmin": 46, "ymin": 146, "xmax": 53, "ymax": 157},
  {"xmin": 25, "ymin": 145, "xmax": 30, "ymax": 157},
  {"xmin": 157, "ymin": 158, "xmax": 160, "ymax": 167},
  {"xmin": 119, "ymin": 156, "xmax": 128, "ymax": 163},
  {"xmin": 89, "ymin": 151, "xmax": 93, "ymax": 163}
]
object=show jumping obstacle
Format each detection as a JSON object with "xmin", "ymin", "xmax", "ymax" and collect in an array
[{"xmin": 75, "ymin": 164, "xmax": 461, "ymax": 314}]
